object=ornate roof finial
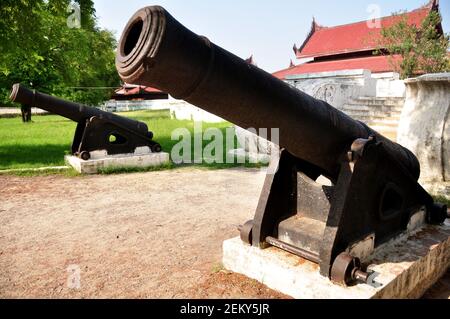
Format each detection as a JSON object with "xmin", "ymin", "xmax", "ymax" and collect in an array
[
  {"xmin": 312, "ymin": 16, "xmax": 325, "ymax": 31},
  {"xmin": 423, "ymin": 0, "xmax": 439, "ymax": 9},
  {"xmin": 289, "ymin": 59, "xmax": 295, "ymax": 68},
  {"xmin": 245, "ymin": 54, "xmax": 257, "ymax": 66},
  {"xmin": 294, "ymin": 17, "xmax": 327, "ymax": 57}
]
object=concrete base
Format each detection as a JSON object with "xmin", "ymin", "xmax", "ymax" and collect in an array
[
  {"xmin": 398, "ymin": 73, "xmax": 450, "ymax": 183},
  {"xmin": 65, "ymin": 150, "xmax": 170, "ymax": 174},
  {"xmin": 422, "ymin": 182, "xmax": 450, "ymax": 200},
  {"xmin": 223, "ymin": 221, "xmax": 450, "ymax": 299}
]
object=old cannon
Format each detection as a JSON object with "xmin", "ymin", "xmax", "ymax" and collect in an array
[
  {"xmin": 10, "ymin": 84, "xmax": 162, "ymax": 160},
  {"xmin": 115, "ymin": 6, "xmax": 448, "ymax": 286}
]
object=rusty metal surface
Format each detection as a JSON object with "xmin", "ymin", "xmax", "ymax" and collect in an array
[
  {"xmin": 330, "ymin": 253, "xmax": 358, "ymax": 286},
  {"xmin": 116, "ymin": 6, "xmax": 448, "ymax": 285},
  {"xmin": 330, "ymin": 253, "xmax": 374, "ymax": 287},
  {"xmin": 239, "ymin": 220, "xmax": 253, "ymax": 245},
  {"xmin": 10, "ymin": 84, "xmax": 162, "ymax": 158},
  {"xmin": 266, "ymin": 236, "xmax": 320, "ymax": 264}
]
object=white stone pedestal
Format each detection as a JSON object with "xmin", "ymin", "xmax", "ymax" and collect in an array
[
  {"xmin": 397, "ymin": 73, "xmax": 450, "ymax": 199},
  {"xmin": 223, "ymin": 221, "xmax": 450, "ymax": 299},
  {"xmin": 65, "ymin": 149, "xmax": 170, "ymax": 174}
]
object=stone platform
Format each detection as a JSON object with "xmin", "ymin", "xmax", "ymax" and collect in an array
[
  {"xmin": 223, "ymin": 220, "xmax": 450, "ymax": 299},
  {"xmin": 65, "ymin": 149, "xmax": 170, "ymax": 174}
]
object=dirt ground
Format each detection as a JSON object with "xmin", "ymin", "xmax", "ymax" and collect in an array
[{"xmin": 0, "ymin": 167, "xmax": 448, "ymax": 299}]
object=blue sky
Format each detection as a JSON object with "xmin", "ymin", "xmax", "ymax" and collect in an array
[{"xmin": 94, "ymin": 0, "xmax": 450, "ymax": 73}]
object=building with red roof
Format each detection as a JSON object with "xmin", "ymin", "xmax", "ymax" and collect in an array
[
  {"xmin": 273, "ymin": 0, "xmax": 442, "ymax": 80},
  {"xmin": 112, "ymin": 83, "xmax": 168, "ymax": 101},
  {"xmin": 103, "ymin": 83, "xmax": 169, "ymax": 112}
]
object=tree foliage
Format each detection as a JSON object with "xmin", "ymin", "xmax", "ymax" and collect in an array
[
  {"xmin": 0, "ymin": 0, "xmax": 120, "ymax": 107},
  {"xmin": 377, "ymin": 10, "xmax": 449, "ymax": 79}
]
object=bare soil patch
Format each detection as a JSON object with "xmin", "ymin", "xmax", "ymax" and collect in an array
[{"xmin": 0, "ymin": 168, "xmax": 447, "ymax": 299}]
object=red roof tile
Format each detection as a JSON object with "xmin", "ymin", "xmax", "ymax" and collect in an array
[
  {"xmin": 114, "ymin": 84, "xmax": 163, "ymax": 96},
  {"xmin": 273, "ymin": 55, "xmax": 402, "ymax": 79},
  {"xmin": 296, "ymin": 2, "xmax": 434, "ymax": 59}
]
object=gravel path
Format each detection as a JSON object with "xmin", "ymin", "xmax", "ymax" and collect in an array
[{"xmin": 0, "ymin": 168, "xmax": 447, "ymax": 299}]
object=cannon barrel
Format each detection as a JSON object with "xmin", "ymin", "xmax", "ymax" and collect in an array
[
  {"xmin": 10, "ymin": 84, "xmax": 149, "ymax": 135},
  {"xmin": 115, "ymin": 6, "xmax": 419, "ymax": 180}
]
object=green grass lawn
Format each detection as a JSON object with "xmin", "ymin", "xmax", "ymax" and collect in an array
[{"xmin": 0, "ymin": 109, "xmax": 253, "ymax": 171}]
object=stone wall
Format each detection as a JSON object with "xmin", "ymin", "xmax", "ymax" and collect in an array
[
  {"xmin": 372, "ymin": 72, "xmax": 406, "ymax": 98},
  {"xmin": 102, "ymin": 99, "xmax": 170, "ymax": 113},
  {"xmin": 169, "ymin": 100, "xmax": 225, "ymax": 123},
  {"xmin": 286, "ymin": 69, "xmax": 378, "ymax": 111},
  {"xmin": 102, "ymin": 97, "xmax": 225, "ymax": 123},
  {"xmin": 397, "ymin": 73, "xmax": 450, "ymax": 198}
]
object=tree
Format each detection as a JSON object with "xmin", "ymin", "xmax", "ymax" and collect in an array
[
  {"xmin": 0, "ymin": 0, "xmax": 120, "ymax": 109},
  {"xmin": 376, "ymin": 10, "xmax": 449, "ymax": 79}
]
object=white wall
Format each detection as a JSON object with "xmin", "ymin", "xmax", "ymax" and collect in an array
[
  {"xmin": 102, "ymin": 97, "xmax": 225, "ymax": 123},
  {"xmin": 285, "ymin": 70, "xmax": 405, "ymax": 110},
  {"xmin": 285, "ymin": 69, "xmax": 377, "ymax": 110}
]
